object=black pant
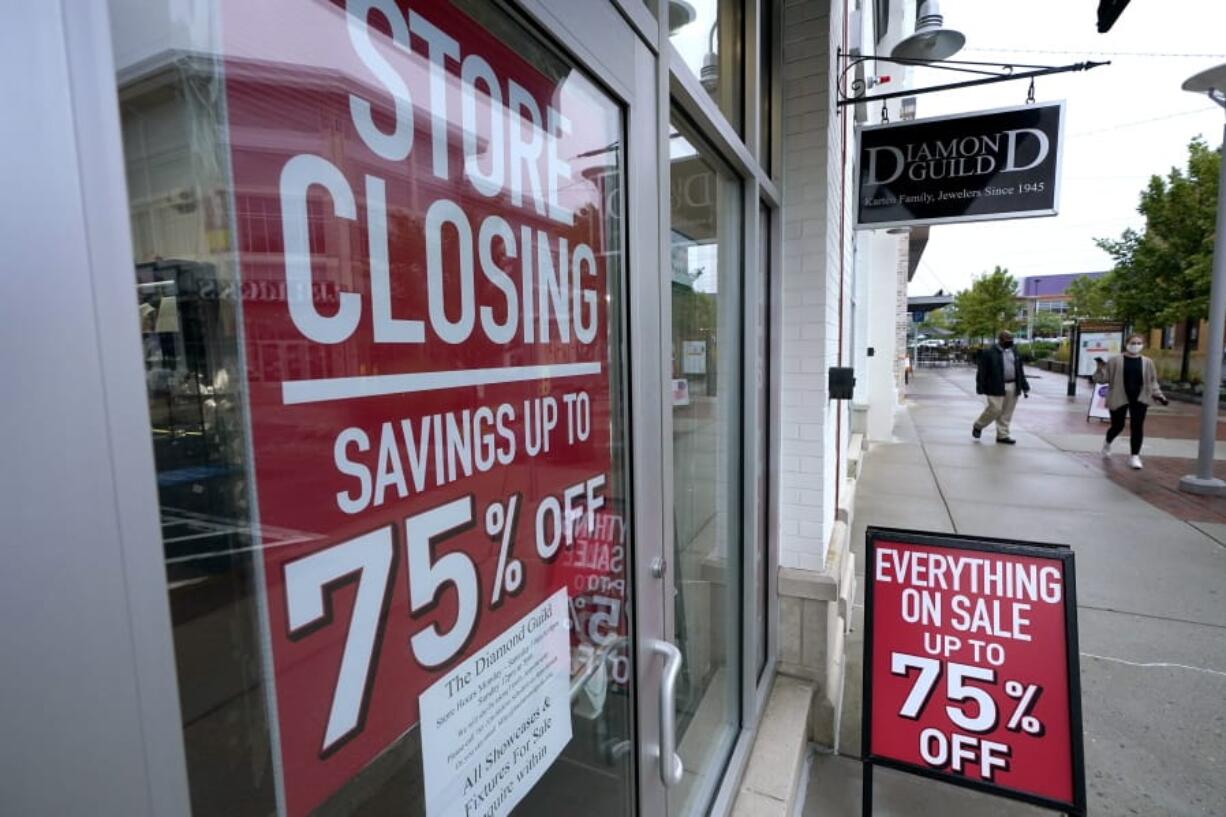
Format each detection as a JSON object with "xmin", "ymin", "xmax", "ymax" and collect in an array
[{"xmin": 1106, "ymin": 400, "xmax": 1148, "ymax": 455}]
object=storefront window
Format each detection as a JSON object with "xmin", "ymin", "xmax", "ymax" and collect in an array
[
  {"xmin": 109, "ymin": 1, "xmax": 634, "ymax": 815},
  {"xmin": 669, "ymin": 0, "xmax": 745, "ymax": 135},
  {"xmin": 668, "ymin": 119, "xmax": 743, "ymax": 815}
]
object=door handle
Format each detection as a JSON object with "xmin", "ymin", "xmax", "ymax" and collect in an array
[{"xmin": 650, "ymin": 639, "xmax": 685, "ymax": 787}]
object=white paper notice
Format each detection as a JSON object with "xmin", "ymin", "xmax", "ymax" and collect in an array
[{"xmin": 420, "ymin": 587, "xmax": 573, "ymax": 817}]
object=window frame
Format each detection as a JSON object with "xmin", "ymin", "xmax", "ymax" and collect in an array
[
  {"xmin": 658, "ymin": 1, "xmax": 781, "ymax": 815},
  {"xmin": 3, "ymin": 3, "xmax": 193, "ymax": 815}
]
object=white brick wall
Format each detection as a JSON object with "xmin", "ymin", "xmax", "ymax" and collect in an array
[
  {"xmin": 778, "ymin": 0, "xmax": 852, "ymax": 571},
  {"xmin": 896, "ymin": 238, "xmax": 911, "ymax": 389}
]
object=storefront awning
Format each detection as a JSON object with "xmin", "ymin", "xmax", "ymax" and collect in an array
[{"xmin": 907, "ymin": 225, "xmax": 929, "ymax": 282}]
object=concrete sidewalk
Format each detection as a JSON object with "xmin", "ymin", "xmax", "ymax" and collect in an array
[{"xmin": 803, "ymin": 367, "xmax": 1226, "ymax": 816}]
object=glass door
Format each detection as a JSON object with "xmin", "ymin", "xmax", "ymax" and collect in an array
[
  {"xmin": 666, "ymin": 118, "xmax": 744, "ymax": 815},
  {"xmin": 104, "ymin": 1, "xmax": 666, "ymax": 815}
]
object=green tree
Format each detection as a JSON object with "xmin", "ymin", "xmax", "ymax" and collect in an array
[
  {"xmin": 1031, "ymin": 310, "xmax": 1065, "ymax": 338},
  {"xmin": 1095, "ymin": 137, "xmax": 1220, "ymax": 380},
  {"xmin": 954, "ymin": 266, "xmax": 1021, "ymax": 341},
  {"xmin": 919, "ymin": 305, "xmax": 957, "ymax": 335},
  {"xmin": 1065, "ymin": 274, "xmax": 1114, "ymax": 320}
]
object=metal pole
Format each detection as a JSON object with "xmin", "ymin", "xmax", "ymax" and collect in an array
[
  {"xmin": 1067, "ymin": 322, "xmax": 1078, "ymax": 397},
  {"xmin": 1179, "ymin": 117, "xmax": 1226, "ymax": 495},
  {"xmin": 862, "ymin": 761, "xmax": 873, "ymax": 816}
]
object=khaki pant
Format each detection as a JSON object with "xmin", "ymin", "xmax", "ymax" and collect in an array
[{"xmin": 975, "ymin": 383, "xmax": 1019, "ymax": 439}]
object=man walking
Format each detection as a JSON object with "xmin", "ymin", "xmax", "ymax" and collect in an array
[{"xmin": 973, "ymin": 330, "xmax": 1029, "ymax": 445}]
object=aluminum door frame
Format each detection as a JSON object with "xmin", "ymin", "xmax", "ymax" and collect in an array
[
  {"xmin": 511, "ymin": 4, "xmax": 672, "ymax": 815},
  {"xmin": 653, "ymin": 0, "xmax": 785, "ymax": 813},
  {"xmin": 0, "ymin": 1, "xmax": 191, "ymax": 814}
]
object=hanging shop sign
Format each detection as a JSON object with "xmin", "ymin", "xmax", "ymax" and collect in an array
[
  {"xmin": 863, "ymin": 527, "xmax": 1086, "ymax": 816},
  {"xmin": 221, "ymin": 1, "xmax": 622, "ymax": 814},
  {"xmin": 855, "ymin": 102, "xmax": 1064, "ymax": 229}
]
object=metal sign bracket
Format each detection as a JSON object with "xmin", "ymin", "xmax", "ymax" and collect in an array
[{"xmin": 836, "ymin": 50, "xmax": 1109, "ymax": 108}]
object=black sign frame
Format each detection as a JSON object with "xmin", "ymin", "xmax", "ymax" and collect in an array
[
  {"xmin": 854, "ymin": 102, "xmax": 1065, "ymax": 229},
  {"xmin": 861, "ymin": 526, "xmax": 1087, "ymax": 817}
]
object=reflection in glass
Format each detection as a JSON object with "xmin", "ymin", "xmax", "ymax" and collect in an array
[
  {"xmin": 668, "ymin": 0, "xmax": 744, "ymax": 133},
  {"xmin": 668, "ymin": 121, "xmax": 743, "ymax": 815},
  {"xmin": 108, "ymin": 1, "xmax": 634, "ymax": 815}
]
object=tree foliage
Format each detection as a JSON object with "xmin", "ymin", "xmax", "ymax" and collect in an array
[
  {"xmin": 1031, "ymin": 310, "xmax": 1065, "ymax": 337},
  {"xmin": 919, "ymin": 304, "xmax": 957, "ymax": 335},
  {"xmin": 1064, "ymin": 274, "xmax": 1114, "ymax": 320},
  {"xmin": 1094, "ymin": 137, "xmax": 1220, "ymax": 329},
  {"xmin": 953, "ymin": 266, "xmax": 1021, "ymax": 340}
]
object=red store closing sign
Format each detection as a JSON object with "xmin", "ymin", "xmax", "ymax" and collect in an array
[
  {"xmin": 220, "ymin": 1, "xmax": 623, "ymax": 814},
  {"xmin": 863, "ymin": 528, "xmax": 1086, "ymax": 815}
]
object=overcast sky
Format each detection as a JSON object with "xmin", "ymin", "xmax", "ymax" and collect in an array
[{"xmin": 904, "ymin": 0, "xmax": 1226, "ymax": 296}]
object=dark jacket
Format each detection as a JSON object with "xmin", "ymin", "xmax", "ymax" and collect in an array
[{"xmin": 976, "ymin": 345, "xmax": 1029, "ymax": 396}]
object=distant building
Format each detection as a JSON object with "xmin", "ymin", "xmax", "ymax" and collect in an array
[
  {"xmin": 1020, "ymin": 272, "xmax": 1108, "ymax": 316},
  {"xmin": 1019, "ymin": 272, "xmax": 1108, "ymax": 337}
]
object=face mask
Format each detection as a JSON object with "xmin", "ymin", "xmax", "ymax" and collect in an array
[
  {"xmin": 1127, "ymin": 343, "xmax": 1143, "ymax": 354},
  {"xmin": 1000, "ymin": 340, "xmax": 1013, "ymax": 349}
]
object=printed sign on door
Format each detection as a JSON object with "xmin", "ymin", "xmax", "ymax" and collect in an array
[{"xmin": 221, "ymin": 1, "xmax": 623, "ymax": 814}]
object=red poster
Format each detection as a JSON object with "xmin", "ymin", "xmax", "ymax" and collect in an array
[
  {"xmin": 220, "ymin": 2, "xmax": 622, "ymax": 814},
  {"xmin": 864, "ymin": 529, "xmax": 1085, "ymax": 814}
]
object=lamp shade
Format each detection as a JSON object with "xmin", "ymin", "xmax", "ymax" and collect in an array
[
  {"xmin": 891, "ymin": 0, "xmax": 965, "ymax": 62},
  {"xmin": 1182, "ymin": 63, "xmax": 1226, "ymax": 95},
  {"xmin": 667, "ymin": 0, "xmax": 697, "ymax": 34}
]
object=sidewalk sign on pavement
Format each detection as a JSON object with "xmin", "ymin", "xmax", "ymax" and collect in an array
[
  {"xmin": 1088, "ymin": 383, "xmax": 1111, "ymax": 421},
  {"xmin": 862, "ymin": 527, "xmax": 1086, "ymax": 816}
]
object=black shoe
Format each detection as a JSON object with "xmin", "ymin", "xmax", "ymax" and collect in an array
[
  {"xmin": 972, "ymin": 425, "xmax": 982, "ymax": 439},
  {"xmin": 997, "ymin": 437, "xmax": 1017, "ymax": 445}
]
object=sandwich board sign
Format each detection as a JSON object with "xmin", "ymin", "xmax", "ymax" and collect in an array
[
  {"xmin": 863, "ymin": 527, "xmax": 1086, "ymax": 816},
  {"xmin": 1088, "ymin": 383, "xmax": 1112, "ymax": 421}
]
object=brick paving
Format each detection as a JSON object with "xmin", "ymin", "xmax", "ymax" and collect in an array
[
  {"xmin": 1077, "ymin": 452, "xmax": 1226, "ymax": 524},
  {"xmin": 1020, "ymin": 397, "xmax": 1226, "ymax": 441},
  {"xmin": 1020, "ymin": 374, "xmax": 1226, "ymax": 440}
]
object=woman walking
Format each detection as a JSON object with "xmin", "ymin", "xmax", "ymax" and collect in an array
[{"xmin": 1093, "ymin": 334, "xmax": 1169, "ymax": 469}]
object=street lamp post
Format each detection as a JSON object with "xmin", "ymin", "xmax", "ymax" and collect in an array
[
  {"xmin": 1178, "ymin": 64, "xmax": 1226, "ymax": 495},
  {"xmin": 1066, "ymin": 320, "xmax": 1079, "ymax": 397}
]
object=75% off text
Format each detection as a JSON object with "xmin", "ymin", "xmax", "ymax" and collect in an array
[
  {"xmin": 283, "ymin": 473, "xmax": 606, "ymax": 755},
  {"xmin": 891, "ymin": 651, "xmax": 1045, "ymax": 782}
]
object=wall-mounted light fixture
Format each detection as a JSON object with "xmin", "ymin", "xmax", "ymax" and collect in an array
[{"xmin": 891, "ymin": 0, "xmax": 965, "ymax": 62}]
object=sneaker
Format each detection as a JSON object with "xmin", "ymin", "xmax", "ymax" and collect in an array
[
  {"xmin": 1101, "ymin": 441, "xmax": 1112, "ymax": 457},
  {"xmin": 1129, "ymin": 455, "xmax": 1143, "ymax": 470},
  {"xmin": 997, "ymin": 437, "xmax": 1017, "ymax": 445},
  {"xmin": 972, "ymin": 425, "xmax": 982, "ymax": 440}
]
